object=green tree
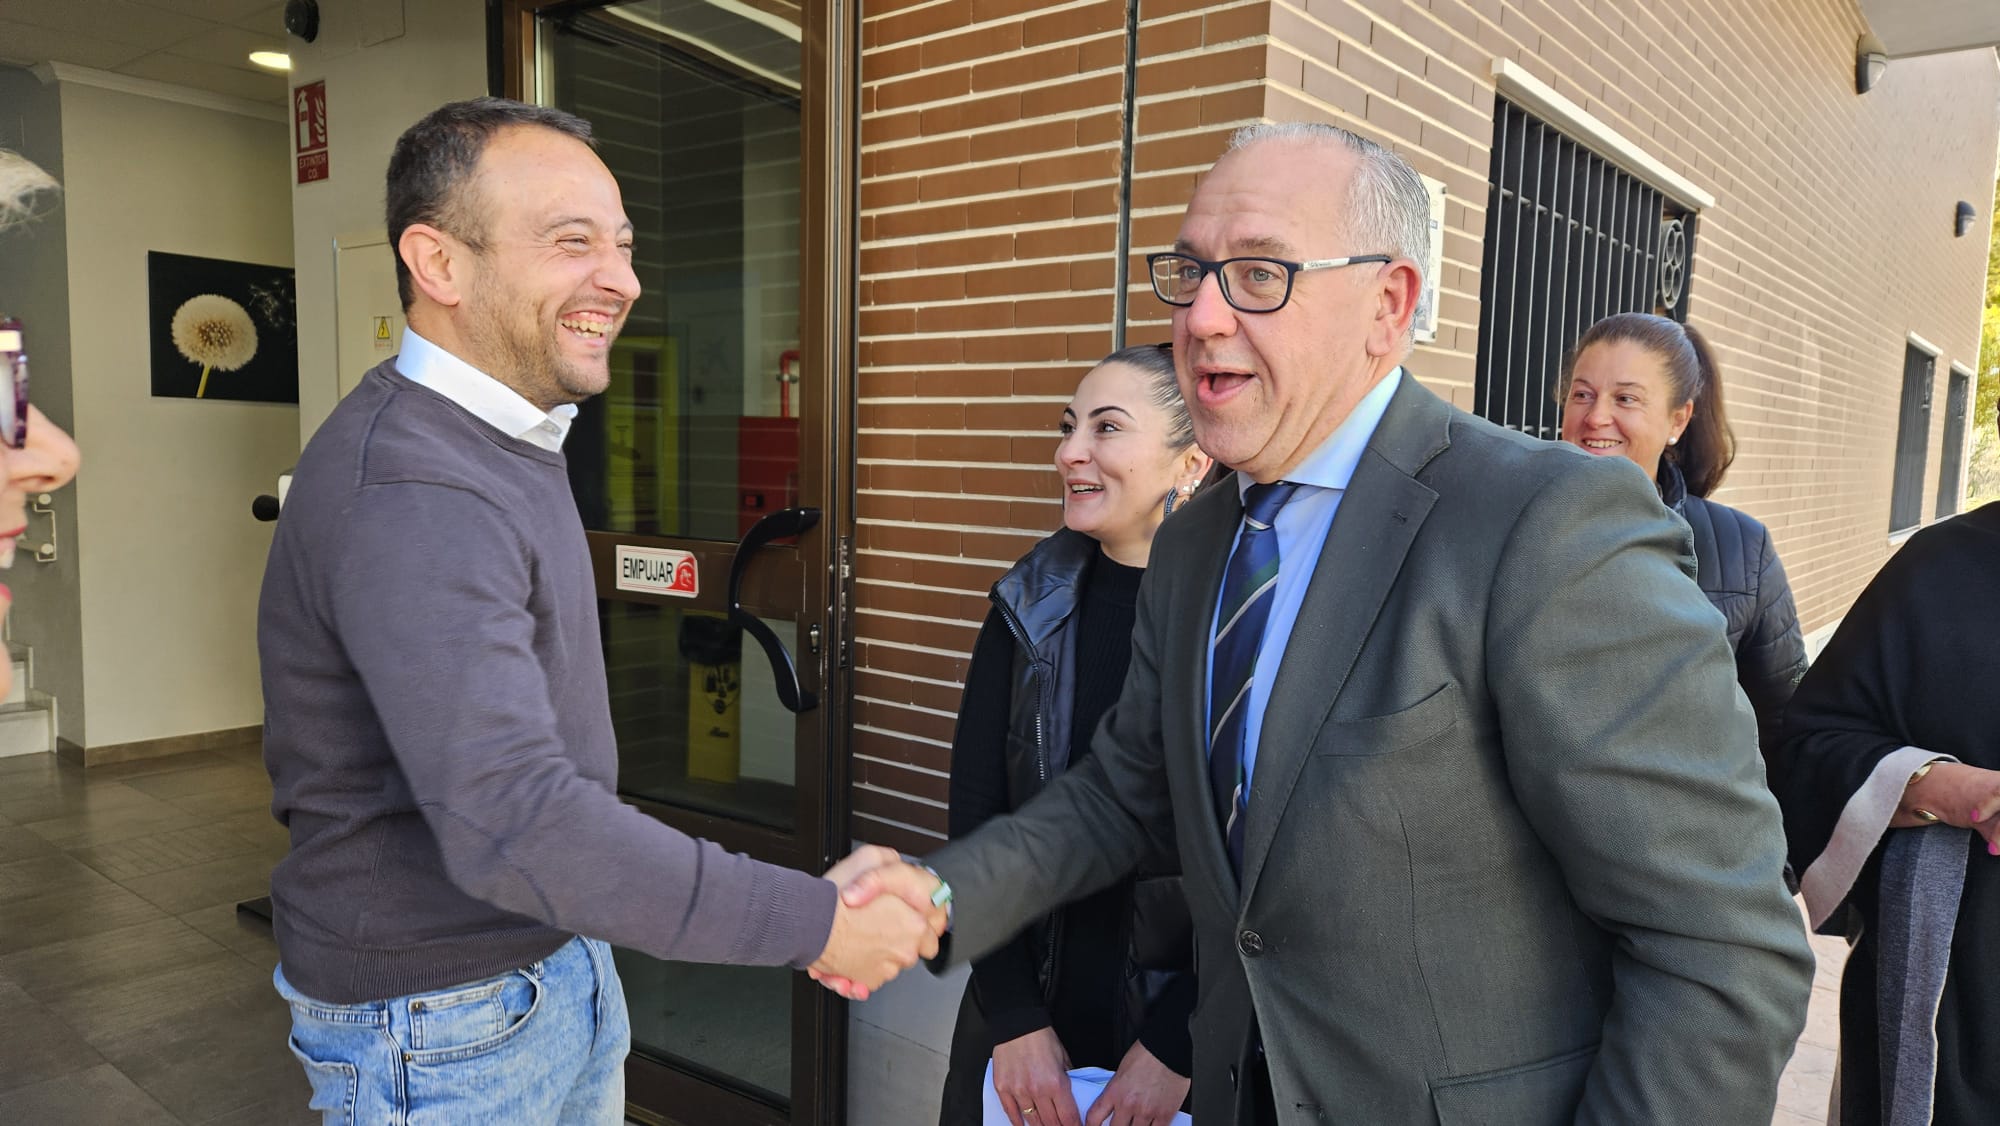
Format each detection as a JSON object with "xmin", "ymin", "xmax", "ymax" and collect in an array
[{"xmin": 1968, "ymin": 165, "xmax": 2000, "ymax": 505}]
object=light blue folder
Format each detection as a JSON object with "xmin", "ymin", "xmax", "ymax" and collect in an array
[{"xmin": 981, "ymin": 1061, "xmax": 1194, "ymax": 1125}]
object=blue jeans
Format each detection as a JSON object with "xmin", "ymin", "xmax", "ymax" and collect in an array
[{"xmin": 274, "ymin": 936, "xmax": 630, "ymax": 1125}]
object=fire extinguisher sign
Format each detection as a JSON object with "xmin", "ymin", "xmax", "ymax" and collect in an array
[
  {"xmin": 294, "ymin": 80, "xmax": 329, "ymax": 184},
  {"xmin": 615, "ymin": 545, "xmax": 699, "ymax": 598}
]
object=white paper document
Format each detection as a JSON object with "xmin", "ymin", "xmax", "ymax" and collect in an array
[{"xmin": 981, "ymin": 1061, "xmax": 1194, "ymax": 1125}]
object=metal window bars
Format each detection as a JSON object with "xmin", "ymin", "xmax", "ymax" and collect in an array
[
  {"xmin": 1890, "ymin": 343, "xmax": 1936, "ymax": 533},
  {"xmin": 1473, "ymin": 98, "xmax": 1696, "ymax": 440}
]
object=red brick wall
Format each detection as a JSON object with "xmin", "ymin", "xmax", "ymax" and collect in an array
[
  {"xmin": 856, "ymin": 0, "xmax": 1136, "ymax": 849},
  {"xmin": 1249, "ymin": 0, "xmax": 1997, "ymax": 628}
]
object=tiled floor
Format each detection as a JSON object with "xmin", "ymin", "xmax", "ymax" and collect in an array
[
  {"xmin": 0, "ymin": 743, "xmax": 1849, "ymax": 1125},
  {"xmin": 0, "ymin": 742, "xmax": 311, "ymax": 1125},
  {"xmin": 1775, "ymin": 912, "xmax": 1849, "ymax": 1125}
]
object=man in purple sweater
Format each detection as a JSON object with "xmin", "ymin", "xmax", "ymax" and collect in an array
[{"xmin": 258, "ymin": 97, "xmax": 939, "ymax": 1124}]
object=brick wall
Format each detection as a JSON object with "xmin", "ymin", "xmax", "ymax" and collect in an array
[
  {"xmin": 856, "ymin": 0, "xmax": 1127, "ymax": 849},
  {"xmin": 852, "ymin": 0, "xmax": 2000, "ymax": 848},
  {"xmin": 1248, "ymin": 0, "xmax": 1996, "ymax": 630}
]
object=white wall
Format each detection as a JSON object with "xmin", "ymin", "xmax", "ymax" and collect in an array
[
  {"xmin": 57, "ymin": 80, "xmax": 299, "ymax": 747},
  {"xmin": 289, "ymin": 0, "xmax": 487, "ymax": 444},
  {"xmin": 0, "ymin": 66, "xmax": 85, "ymax": 742}
]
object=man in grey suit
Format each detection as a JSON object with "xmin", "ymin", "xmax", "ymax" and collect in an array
[{"xmin": 834, "ymin": 123, "xmax": 1813, "ymax": 1125}]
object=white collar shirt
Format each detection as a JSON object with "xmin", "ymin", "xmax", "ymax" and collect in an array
[{"xmin": 394, "ymin": 327, "xmax": 579, "ymax": 452}]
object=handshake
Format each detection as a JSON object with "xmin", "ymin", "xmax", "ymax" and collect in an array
[{"xmin": 809, "ymin": 845, "xmax": 951, "ymax": 1001}]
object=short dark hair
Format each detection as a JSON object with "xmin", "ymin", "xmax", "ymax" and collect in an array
[
  {"xmin": 1557, "ymin": 312, "xmax": 1737, "ymax": 497},
  {"xmin": 385, "ymin": 97, "xmax": 595, "ymax": 309},
  {"xmin": 1097, "ymin": 342, "xmax": 1195, "ymax": 451}
]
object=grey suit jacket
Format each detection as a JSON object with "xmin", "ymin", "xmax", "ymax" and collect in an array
[{"xmin": 926, "ymin": 376, "xmax": 1814, "ymax": 1125}]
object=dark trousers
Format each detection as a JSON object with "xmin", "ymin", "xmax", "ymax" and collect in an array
[{"xmin": 1248, "ymin": 1049, "xmax": 1280, "ymax": 1126}]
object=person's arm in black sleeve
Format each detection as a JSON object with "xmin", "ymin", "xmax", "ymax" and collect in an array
[
  {"xmin": 949, "ymin": 606, "xmax": 1052, "ymax": 1042},
  {"xmin": 1776, "ymin": 531, "xmax": 1930, "ymax": 879},
  {"xmin": 1735, "ymin": 525, "xmax": 1808, "ymax": 779}
]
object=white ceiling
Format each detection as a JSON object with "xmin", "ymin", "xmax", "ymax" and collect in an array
[
  {"xmin": 0, "ymin": 0, "xmax": 291, "ymax": 104},
  {"xmin": 1, "ymin": 0, "xmax": 1991, "ymax": 107},
  {"xmin": 1855, "ymin": 0, "xmax": 2000, "ymax": 57}
]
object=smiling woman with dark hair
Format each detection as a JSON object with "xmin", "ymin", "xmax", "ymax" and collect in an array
[
  {"xmin": 939, "ymin": 344, "xmax": 1210, "ymax": 1126},
  {"xmin": 1556, "ymin": 312, "xmax": 1806, "ymax": 771}
]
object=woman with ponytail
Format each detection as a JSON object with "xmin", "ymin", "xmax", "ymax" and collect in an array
[
  {"xmin": 939, "ymin": 343, "xmax": 1209, "ymax": 1126},
  {"xmin": 1556, "ymin": 312, "xmax": 1806, "ymax": 775}
]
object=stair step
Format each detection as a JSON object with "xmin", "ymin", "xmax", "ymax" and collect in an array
[{"xmin": 0, "ymin": 700, "xmax": 53, "ymax": 758}]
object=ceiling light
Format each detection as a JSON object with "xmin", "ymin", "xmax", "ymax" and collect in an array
[{"xmin": 249, "ymin": 51, "xmax": 293, "ymax": 72}]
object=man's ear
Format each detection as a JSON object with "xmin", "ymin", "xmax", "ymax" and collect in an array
[
  {"xmin": 1365, "ymin": 258, "xmax": 1423, "ymax": 358},
  {"xmin": 398, "ymin": 224, "xmax": 466, "ymax": 309}
]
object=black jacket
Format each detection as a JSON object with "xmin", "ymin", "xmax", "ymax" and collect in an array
[
  {"xmin": 1661, "ymin": 463, "xmax": 1808, "ymax": 760},
  {"xmin": 989, "ymin": 530, "xmax": 1190, "ymax": 1005},
  {"xmin": 938, "ymin": 529, "xmax": 1193, "ymax": 1124}
]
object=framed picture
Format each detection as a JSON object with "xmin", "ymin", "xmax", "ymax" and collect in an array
[{"xmin": 148, "ymin": 250, "xmax": 299, "ymax": 403}]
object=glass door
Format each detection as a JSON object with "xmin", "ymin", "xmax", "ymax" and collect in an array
[{"xmin": 503, "ymin": 2, "xmax": 856, "ymax": 1122}]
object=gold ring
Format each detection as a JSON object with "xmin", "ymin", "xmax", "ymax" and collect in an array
[
  {"xmin": 1022, "ymin": 1110, "xmax": 1037, "ymax": 1117},
  {"xmin": 1913, "ymin": 808, "xmax": 1941, "ymax": 823}
]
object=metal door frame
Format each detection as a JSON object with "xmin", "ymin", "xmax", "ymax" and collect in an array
[{"xmin": 493, "ymin": 2, "xmax": 859, "ymax": 1121}]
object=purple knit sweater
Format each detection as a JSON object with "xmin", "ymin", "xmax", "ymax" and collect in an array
[{"xmin": 258, "ymin": 361, "xmax": 835, "ymax": 1004}]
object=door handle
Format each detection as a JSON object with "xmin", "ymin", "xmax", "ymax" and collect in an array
[{"xmin": 728, "ymin": 506, "xmax": 821, "ymax": 713}]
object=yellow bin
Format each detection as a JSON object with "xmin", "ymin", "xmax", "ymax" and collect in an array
[{"xmin": 683, "ymin": 611, "xmax": 741, "ymax": 784}]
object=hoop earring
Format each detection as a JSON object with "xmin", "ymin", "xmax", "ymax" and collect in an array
[{"xmin": 1163, "ymin": 488, "xmax": 1177, "ymax": 518}]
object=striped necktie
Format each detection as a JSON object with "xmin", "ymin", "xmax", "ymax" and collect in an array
[{"xmin": 1208, "ymin": 481, "xmax": 1299, "ymax": 872}]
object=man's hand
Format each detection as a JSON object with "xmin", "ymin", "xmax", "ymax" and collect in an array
[
  {"xmin": 992, "ymin": 1026, "xmax": 1081, "ymax": 1126},
  {"xmin": 1084, "ymin": 1040, "xmax": 1189, "ymax": 1126},
  {"xmin": 808, "ymin": 880, "xmax": 937, "ymax": 997},
  {"xmin": 822, "ymin": 844, "xmax": 901, "ymax": 889},
  {"xmin": 1902, "ymin": 762, "xmax": 2000, "ymax": 854},
  {"xmin": 808, "ymin": 849, "xmax": 947, "ymax": 1000}
]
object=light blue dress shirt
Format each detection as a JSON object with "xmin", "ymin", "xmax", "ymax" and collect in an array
[
  {"xmin": 396, "ymin": 327, "xmax": 580, "ymax": 452},
  {"xmin": 1207, "ymin": 368, "xmax": 1403, "ymax": 793}
]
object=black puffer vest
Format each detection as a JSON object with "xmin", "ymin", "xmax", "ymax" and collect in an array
[
  {"xmin": 990, "ymin": 528, "xmax": 1191, "ymax": 1035},
  {"xmin": 1660, "ymin": 462, "xmax": 1808, "ymax": 754}
]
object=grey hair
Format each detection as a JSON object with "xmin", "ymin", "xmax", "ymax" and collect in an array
[
  {"xmin": 0, "ymin": 150, "xmax": 60, "ymax": 234},
  {"xmin": 1226, "ymin": 122, "xmax": 1432, "ymax": 342}
]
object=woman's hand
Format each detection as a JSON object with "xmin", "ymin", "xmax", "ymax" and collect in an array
[
  {"xmin": 1084, "ymin": 1040, "xmax": 1190, "ymax": 1126},
  {"xmin": 991, "ymin": 1026, "xmax": 1081, "ymax": 1126},
  {"xmin": 1898, "ymin": 762, "xmax": 2000, "ymax": 855}
]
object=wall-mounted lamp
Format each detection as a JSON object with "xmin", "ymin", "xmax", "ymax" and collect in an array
[
  {"xmin": 1856, "ymin": 34, "xmax": 1888, "ymax": 94},
  {"xmin": 1956, "ymin": 201, "xmax": 1977, "ymax": 237}
]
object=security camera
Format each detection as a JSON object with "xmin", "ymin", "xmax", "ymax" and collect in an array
[{"xmin": 285, "ymin": 0, "xmax": 320, "ymax": 43}]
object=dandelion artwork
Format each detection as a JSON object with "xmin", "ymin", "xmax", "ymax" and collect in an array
[
  {"xmin": 171, "ymin": 294, "xmax": 257, "ymax": 398},
  {"xmin": 148, "ymin": 251, "xmax": 298, "ymax": 403}
]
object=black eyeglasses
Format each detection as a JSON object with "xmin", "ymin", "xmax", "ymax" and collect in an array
[
  {"xmin": 0, "ymin": 317, "xmax": 28, "ymax": 450},
  {"xmin": 1146, "ymin": 252, "xmax": 1393, "ymax": 314}
]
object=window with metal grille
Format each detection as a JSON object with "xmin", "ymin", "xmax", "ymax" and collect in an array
[
  {"xmin": 1473, "ymin": 98, "xmax": 1697, "ymax": 439},
  {"xmin": 1935, "ymin": 363, "xmax": 1972, "ymax": 520},
  {"xmin": 1890, "ymin": 342, "xmax": 1936, "ymax": 534}
]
